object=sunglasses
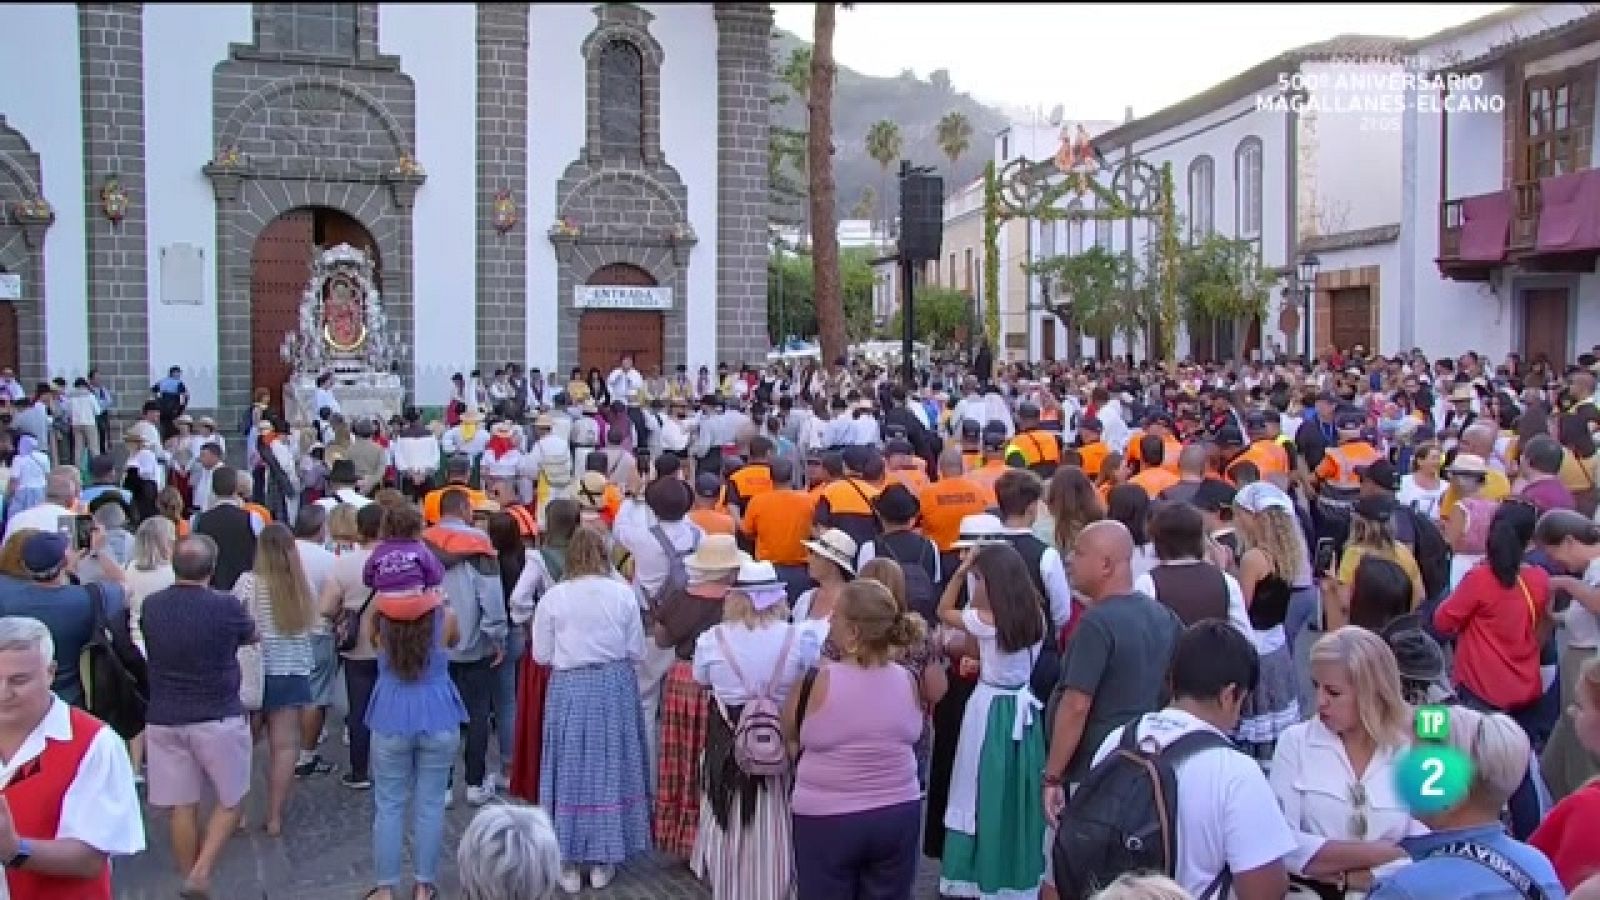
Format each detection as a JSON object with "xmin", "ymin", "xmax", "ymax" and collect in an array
[{"xmin": 1348, "ymin": 782, "xmax": 1369, "ymax": 838}]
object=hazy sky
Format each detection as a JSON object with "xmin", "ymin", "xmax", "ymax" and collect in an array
[{"xmin": 770, "ymin": 3, "xmax": 1511, "ymax": 122}]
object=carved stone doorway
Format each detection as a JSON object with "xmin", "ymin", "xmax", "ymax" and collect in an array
[
  {"xmin": 0, "ymin": 267, "xmax": 15, "ymax": 375},
  {"xmin": 249, "ymin": 207, "xmax": 378, "ymax": 408}
]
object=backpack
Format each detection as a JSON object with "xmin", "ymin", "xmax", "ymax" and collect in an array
[
  {"xmin": 1052, "ymin": 715, "xmax": 1236, "ymax": 900},
  {"xmin": 77, "ymin": 584, "xmax": 149, "ymax": 741},
  {"xmin": 647, "ymin": 524, "xmax": 700, "ymax": 611},
  {"xmin": 1396, "ymin": 504, "xmax": 1452, "ymax": 605},
  {"xmin": 712, "ymin": 625, "xmax": 797, "ymax": 776},
  {"xmin": 570, "ymin": 416, "xmax": 598, "ymax": 448},
  {"xmin": 874, "ymin": 535, "xmax": 939, "ymax": 624},
  {"xmin": 539, "ymin": 442, "xmax": 574, "ymax": 489}
]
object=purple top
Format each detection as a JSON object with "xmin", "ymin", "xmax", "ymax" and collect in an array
[
  {"xmin": 1519, "ymin": 478, "xmax": 1575, "ymax": 515},
  {"xmin": 364, "ymin": 538, "xmax": 446, "ymax": 594},
  {"xmin": 792, "ymin": 661, "xmax": 923, "ymax": 817}
]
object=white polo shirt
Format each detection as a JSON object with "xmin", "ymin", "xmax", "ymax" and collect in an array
[{"xmin": 1093, "ymin": 708, "xmax": 1296, "ymax": 897}]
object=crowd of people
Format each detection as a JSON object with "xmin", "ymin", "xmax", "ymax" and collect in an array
[{"xmin": 1, "ymin": 343, "xmax": 1600, "ymax": 900}]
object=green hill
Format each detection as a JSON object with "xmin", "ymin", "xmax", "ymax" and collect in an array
[{"xmin": 770, "ymin": 28, "xmax": 1013, "ymax": 228}]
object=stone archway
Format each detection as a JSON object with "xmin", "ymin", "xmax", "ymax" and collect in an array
[
  {"xmin": 579, "ymin": 263, "xmax": 662, "ymax": 376},
  {"xmin": 248, "ymin": 207, "xmax": 379, "ymax": 408},
  {"xmin": 0, "ymin": 115, "xmax": 50, "ymax": 379}
]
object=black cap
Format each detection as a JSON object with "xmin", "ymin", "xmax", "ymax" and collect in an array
[
  {"xmin": 1079, "ymin": 415, "xmax": 1103, "ymax": 433},
  {"xmin": 695, "ymin": 472, "xmax": 723, "ymax": 499},
  {"xmin": 873, "ymin": 484, "xmax": 921, "ymax": 523},
  {"xmin": 1192, "ymin": 478, "xmax": 1237, "ymax": 512},
  {"xmin": 1018, "ymin": 401, "xmax": 1041, "ymax": 420},
  {"xmin": 1353, "ymin": 493, "xmax": 1396, "ymax": 522},
  {"xmin": 1214, "ymin": 425, "xmax": 1245, "ymax": 447},
  {"xmin": 885, "ymin": 437, "xmax": 915, "ymax": 457},
  {"xmin": 960, "ymin": 418, "xmax": 981, "ymax": 437},
  {"xmin": 1357, "ymin": 459, "xmax": 1400, "ymax": 492},
  {"xmin": 1334, "ymin": 407, "xmax": 1366, "ymax": 429},
  {"xmin": 841, "ymin": 445, "xmax": 871, "ymax": 474},
  {"xmin": 1243, "ymin": 411, "xmax": 1268, "ymax": 431},
  {"xmin": 982, "ymin": 430, "xmax": 1007, "ymax": 451},
  {"xmin": 329, "ymin": 459, "xmax": 357, "ymax": 486}
]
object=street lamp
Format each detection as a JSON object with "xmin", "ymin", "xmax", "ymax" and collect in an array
[{"xmin": 1297, "ymin": 252, "xmax": 1320, "ymax": 362}]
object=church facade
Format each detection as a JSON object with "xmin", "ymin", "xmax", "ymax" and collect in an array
[{"xmin": 0, "ymin": 2, "xmax": 772, "ymax": 414}]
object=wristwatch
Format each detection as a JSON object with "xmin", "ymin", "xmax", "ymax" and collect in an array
[
  {"xmin": 4, "ymin": 839, "xmax": 32, "ymax": 869},
  {"xmin": 1041, "ymin": 769, "xmax": 1063, "ymax": 787}
]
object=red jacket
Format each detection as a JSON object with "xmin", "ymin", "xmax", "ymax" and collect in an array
[
  {"xmin": 1530, "ymin": 782, "xmax": 1600, "ymax": 890},
  {"xmin": 1433, "ymin": 563, "xmax": 1549, "ymax": 710}
]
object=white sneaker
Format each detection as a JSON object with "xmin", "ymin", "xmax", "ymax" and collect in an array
[
  {"xmin": 559, "ymin": 866, "xmax": 583, "ymax": 894},
  {"xmin": 588, "ymin": 864, "xmax": 616, "ymax": 890},
  {"xmin": 465, "ymin": 784, "xmax": 495, "ymax": 807},
  {"xmin": 490, "ymin": 772, "xmax": 510, "ymax": 792}
]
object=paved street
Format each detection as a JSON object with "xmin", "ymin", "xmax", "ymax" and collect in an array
[{"xmin": 114, "ymin": 710, "xmax": 944, "ymax": 899}]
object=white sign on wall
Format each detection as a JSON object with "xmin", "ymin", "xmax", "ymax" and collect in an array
[
  {"xmin": 0, "ymin": 273, "xmax": 19, "ymax": 300},
  {"xmin": 159, "ymin": 243, "xmax": 205, "ymax": 306},
  {"xmin": 573, "ymin": 285, "xmax": 672, "ymax": 310}
]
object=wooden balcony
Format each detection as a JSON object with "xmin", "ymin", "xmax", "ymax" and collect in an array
[
  {"xmin": 1512, "ymin": 180, "xmax": 1540, "ymax": 251},
  {"xmin": 1437, "ymin": 189, "xmax": 1511, "ymax": 282}
]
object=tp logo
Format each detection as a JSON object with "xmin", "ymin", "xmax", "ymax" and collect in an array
[{"xmin": 1394, "ymin": 705, "xmax": 1473, "ymax": 815}]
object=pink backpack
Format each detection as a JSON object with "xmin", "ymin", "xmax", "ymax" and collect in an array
[{"xmin": 713, "ymin": 626, "xmax": 797, "ymax": 777}]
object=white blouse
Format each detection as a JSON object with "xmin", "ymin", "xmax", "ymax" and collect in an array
[
  {"xmin": 1397, "ymin": 474, "xmax": 1446, "ymax": 521},
  {"xmin": 692, "ymin": 620, "xmax": 820, "ymax": 707},
  {"xmin": 530, "ymin": 575, "xmax": 644, "ymax": 671},
  {"xmin": 1268, "ymin": 718, "xmax": 1423, "ymax": 878}
]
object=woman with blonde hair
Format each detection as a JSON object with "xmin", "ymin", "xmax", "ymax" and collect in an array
[
  {"xmin": 1040, "ymin": 465, "xmax": 1104, "ymax": 554},
  {"xmin": 326, "ymin": 502, "xmax": 361, "ymax": 555},
  {"xmin": 1230, "ymin": 483, "xmax": 1307, "ymax": 760},
  {"xmin": 1327, "ymin": 495, "xmax": 1424, "ymax": 630},
  {"xmin": 530, "ymin": 524, "xmax": 651, "ymax": 893},
  {"xmin": 1090, "ymin": 873, "xmax": 1192, "ymax": 900},
  {"xmin": 1367, "ymin": 706, "xmax": 1562, "ymax": 898},
  {"xmin": 785, "ymin": 579, "xmax": 926, "ymax": 899},
  {"xmin": 233, "ymin": 522, "xmax": 316, "ymax": 836},
  {"xmin": 1269, "ymin": 627, "xmax": 1415, "ymax": 896},
  {"xmin": 859, "ymin": 556, "xmax": 948, "ymax": 784},
  {"xmin": 0, "ymin": 527, "xmax": 37, "ymax": 578},
  {"xmin": 125, "ymin": 516, "xmax": 178, "ymax": 652},
  {"xmin": 691, "ymin": 559, "xmax": 819, "ymax": 899}
]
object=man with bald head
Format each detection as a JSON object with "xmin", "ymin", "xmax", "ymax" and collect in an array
[
  {"xmin": 1040, "ymin": 520, "xmax": 1185, "ymax": 852},
  {"xmin": 1440, "ymin": 422, "xmax": 1512, "ymax": 522},
  {"xmin": 1159, "ymin": 443, "xmax": 1212, "ymax": 505}
]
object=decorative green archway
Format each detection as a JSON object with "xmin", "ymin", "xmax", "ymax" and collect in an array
[{"xmin": 983, "ymin": 134, "xmax": 1180, "ymax": 362}]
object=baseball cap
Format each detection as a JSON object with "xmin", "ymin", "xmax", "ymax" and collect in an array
[
  {"xmin": 1242, "ymin": 411, "xmax": 1268, "ymax": 432},
  {"xmin": 982, "ymin": 430, "xmax": 1007, "ymax": 451},
  {"xmin": 960, "ymin": 418, "xmax": 982, "ymax": 437},
  {"xmin": 1233, "ymin": 482, "xmax": 1294, "ymax": 515},
  {"xmin": 1192, "ymin": 478, "xmax": 1237, "ymax": 512},
  {"xmin": 1353, "ymin": 493, "xmax": 1396, "ymax": 522},
  {"xmin": 873, "ymin": 484, "xmax": 921, "ymax": 523},
  {"xmin": 1079, "ymin": 415, "xmax": 1104, "ymax": 433},
  {"xmin": 695, "ymin": 472, "xmax": 723, "ymax": 499},
  {"xmin": 885, "ymin": 437, "xmax": 915, "ymax": 457},
  {"xmin": 1213, "ymin": 425, "xmax": 1245, "ymax": 447},
  {"xmin": 1357, "ymin": 459, "xmax": 1400, "ymax": 492},
  {"xmin": 22, "ymin": 531, "xmax": 70, "ymax": 580}
]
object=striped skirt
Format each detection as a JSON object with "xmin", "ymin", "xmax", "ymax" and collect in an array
[
  {"xmin": 692, "ymin": 697, "xmax": 796, "ymax": 900},
  {"xmin": 654, "ymin": 658, "xmax": 709, "ymax": 860},
  {"xmin": 540, "ymin": 659, "xmax": 653, "ymax": 865},
  {"xmin": 508, "ymin": 654, "xmax": 552, "ymax": 803}
]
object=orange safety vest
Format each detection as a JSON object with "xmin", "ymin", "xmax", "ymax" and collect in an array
[
  {"xmin": 1230, "ymin": 439, "xmax": 1290, "ymax": 479},
  {"xmin": 1318, "ymin": 441, "xmax": 1380, "ymax": 488},
  {"xmin": 729, "ymin": 464, "xmax": 775, "ymax": 504},
  {"xmin": 887, "ymin": 467, "xmax": 932, "ymax": 495},
  {"xmin": 1078, "ymin": 441, "xmax": 1110, "ymax": 479},
  {"xmin": 1006, "ymin": 429, "xmax": 1063, "ymax": 469},
  {"xmin": 961, "ymin": 451, "xmax": 983, "ymax": 473}
]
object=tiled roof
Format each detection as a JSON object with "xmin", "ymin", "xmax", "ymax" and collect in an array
[
  {"xmin": 1437, "ymin": 7, "xmax": 1600, "ymax": 73},
  {"xmin": 1303, "ymin": 223, "xmax": 1402, "ymax": 254}
]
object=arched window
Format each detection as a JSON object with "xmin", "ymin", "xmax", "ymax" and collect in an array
[
  {"xmin": 1067, "ymin": 201, "xmax": 1085, "ymax": 255},
  {"xmin": 1234, "ymin": 138, "xmax": 1263, "ymax": 240},
  {"xmin": 597, "ymin": 39, "xmax": 644, "ymax": 157},
  {"xmin": 1187, "ymin": 155, "xmax": 1214, "ymax": 243}
]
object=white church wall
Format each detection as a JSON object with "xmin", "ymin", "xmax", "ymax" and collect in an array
[
  {"xmin": 0, "ymin": 3, "xmax": 88, "ymax": 380},
  {"xmin": 381, "ymin": 3, "xmax": 477, "ymax": 407},
  {"xmin": 526, "ymin": 3, "xmax": 590, "ymax": 371},
  {"xmin": 654, "ymin": 3, "xmax": 720, "ymax": 371},
  {"xmin": 143, "ymin": 3, "xmax": 252, "ymax": 408}
]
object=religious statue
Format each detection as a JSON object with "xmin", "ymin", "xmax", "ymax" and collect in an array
[{"xmin": 279, "ymin": 243, "xmax": 405, "ymax": 427}]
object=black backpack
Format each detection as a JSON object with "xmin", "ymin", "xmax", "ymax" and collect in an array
[
  {"xmin": 874, "ymin": 535, "xmax": 938, "ymax": 623},
  {"xmin": 78, "ymin": 584, "xmax": 149, "ymax": 741},
  {"xmin": 1052, "ymin": 715, "xmax": 1235, "ymax": 900},
  {"xmin": 1395, "ymin": 504, "xmax": 1452, "ymax": 605}
]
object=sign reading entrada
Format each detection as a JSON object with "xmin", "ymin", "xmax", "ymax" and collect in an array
[{"xmin": 573, "ymin": 285, "xmax": 674, "ymax": 310}]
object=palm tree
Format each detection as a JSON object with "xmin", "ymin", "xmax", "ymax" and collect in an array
[
  {"xmin": 865, "ymin": 119, "xmax": 902, "ymax": 244},
  {"xmin": 809, "ymin": 2, "xmax": 845, "ymax": 365},
  {"xmin": 937, "ymin": 110, "xmax": 972, "ymax": 177}
]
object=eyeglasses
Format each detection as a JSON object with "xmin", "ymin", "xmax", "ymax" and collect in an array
[{"xmin": 1348, "ymin": 782, "xmax": 1369, "ymax": 838}]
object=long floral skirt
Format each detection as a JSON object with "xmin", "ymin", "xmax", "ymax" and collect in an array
[
  {"xmin": 654, "ymin": 658, "xmax": 709, "ymax": 860},
  {"xmin": 540, "ymin": 659, "xmax": 652, "ymax": 864},
  {"xmin": 508, "ymin": 654, "xmax": 551, "ymax": 803}
]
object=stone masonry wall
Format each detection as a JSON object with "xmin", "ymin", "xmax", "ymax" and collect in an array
[
  {"xmin": 714, "ymin": 4, "xmax": 773, "ymax": 366},
  {"xmin": 79, "ymin": 3, "xmax": 151, "ymax": 405},
  {"xmin": 475, "ymin": 4, "xmax": 529, "ymax": 372}
]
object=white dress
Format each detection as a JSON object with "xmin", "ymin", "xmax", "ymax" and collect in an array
[{"xmin": 943, "ymin": 608, "xmax": 1041, "ymax": 835}]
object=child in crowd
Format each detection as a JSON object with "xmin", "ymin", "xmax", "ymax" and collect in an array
[{"xmin": 363, "ymin": 503, "xmax": 445, "ymax": 597}]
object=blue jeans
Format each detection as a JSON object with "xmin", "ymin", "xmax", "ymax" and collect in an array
[
  {"xmin": 491, "ymin": 628, "xmax": 526, "ymax": 765},
  {"xmin": 372, "ymin": 729, "xmax": 459, "ymax": 888}
]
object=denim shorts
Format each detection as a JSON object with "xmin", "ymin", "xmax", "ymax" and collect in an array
[
  {"xmin": 261, "ymin": 674, "xmax": 313, "ymax": 712},
  {"xmin": 307, "ymin": 632, "xmax": 340, "ymax": 707}
]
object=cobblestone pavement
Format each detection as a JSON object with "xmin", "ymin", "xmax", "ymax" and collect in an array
[{"xmin": 114, "ymin": 711, "xmax": 945, "ymax": 899}]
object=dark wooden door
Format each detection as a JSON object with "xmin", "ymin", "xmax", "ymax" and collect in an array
[
  {"xmin": 1329, "ymin": 286, "xmax": 1374, "ymax": 355},
  {"xmin": 0, "ymin": 267, "xmax": 17, "ymax": 376},
  {"xmin": 251, "ymin": 210, "xmax": 315, "ymax": 408},
  {"xmin": 580, "ymin": 264, "xmax": 662, "ymax": 375},
  {"xmin": 1523, "ymin": 287, "xmax": 1570, "ymax": 368},
  {"xmin": 1041, "ymin": 317, "xmax": 1056, "ymax": 362}
]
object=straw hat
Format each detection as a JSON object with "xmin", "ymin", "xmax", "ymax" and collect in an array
[
  {"xmin": 122, "ymin": 425, "xmax": 147, "ymax": 446},
  {"xmin": 576, "ymin": 471, "xmax": 610, "ymax": 511},
  {"xmin": 950, "ymin": 512, "xmax": 1006, "ymax": 549},
  {"xmin": 1450, "ymin": 383, "xmax": 1475, "ymax": 403},
  {"xmin": 490, "ymin": 420, "xmax": 515, "ymax": 437},
  {"xmin": 802, "ymin": 528, "xmax": 858, "ymax": 575},
  {"xmin": 684, "ymin": 534, "xmax": 749, "ymax": 574},
  {"xmin": 1446, "ymin": 453, "xmax": 1489, "ymax": 476}
]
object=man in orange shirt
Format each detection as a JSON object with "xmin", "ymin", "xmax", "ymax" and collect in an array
[
  {"xmin": 739, "ymin": 458, "xmax": 816, "ymax": 597},
  {"xmin": 884, "ymin": 437, "xmax": 931, "ymax": 494},
  {"xmin": 1129, "ymin": 413, "xmax": 1183, "ymax": 475},
  {"xmin": 805, "ymin": 452, "xmax": 835, "ymax": 499},
  {"xmin": 727, "ymin": 435, "xmax": 776, "ymax": 512},
  {"xmin": 1075, "ymin": 415, "xmax": 1111, "ymax": 479},
  {"xmin": 920, "ymin": 447, "xmax": 996, "ymax": 551},
  {"xmin": 423, "ymin": 455, "xmax": 489, "ymax": 525},
  {"xmin": 968, "ymin": 429, "xmax": 1011, "ymax": 496},
  {"xmin": 1128, "ymin": 434, "xmax": 1180, "ymax": 499},
  {"xmin": 957, "ymin": 418, "xmax": 984, "ymax": 472},
  {"xmin": 688, "ymin": 472, "xmax": 736, "ymax": 536},
  {"xmin": 1227, "ymin": 411, "xmax": 1291, "ymax": 485}
]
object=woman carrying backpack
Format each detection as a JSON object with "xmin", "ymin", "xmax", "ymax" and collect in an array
[
  {"xmin": 935, "ymin": 542, "xmax": 1049, "ymax": 900},
  {"xmin": 691, "ymin": 560, "xmax": 818, "ymax": 900}
]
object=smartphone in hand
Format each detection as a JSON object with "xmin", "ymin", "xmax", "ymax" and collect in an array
[{"xmin": 1314, "ymin": 537, "xmax": 1336, "ymax": 577}]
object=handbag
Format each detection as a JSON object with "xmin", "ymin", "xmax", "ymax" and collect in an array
[
  {"xmin": 77, "ymin": 583, "xmax": 149, "ymax": 740},
  {"xmin": 333, "ymin": 590, "xmax": 375, "ymax": 655},
  {"xmin": 237, "ymin": 643, "xmax": 264, "ymax": 711}
]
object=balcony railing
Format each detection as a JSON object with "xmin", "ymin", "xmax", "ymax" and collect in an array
[
  {"xmin": 1512, "ymin": 180, "xmax": 1540, "ymax": 251},
  {"xmin": 1440, "ymin": 198, "xmax": 1464, "ymax": 259}
]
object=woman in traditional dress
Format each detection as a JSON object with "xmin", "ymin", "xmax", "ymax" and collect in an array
[
  {"xmin": 935, "ymin": 542, "xmax": 1048, "ymax": 899},
  {"xmin": 506, "ymin": 497, "xmax": 579, "ymax": 804},
  {"xmin": 652, "ymin": 533, "xmax": 747, "ymax": 861},
  {"xmin": 692, "ymin": 560, "xmax": 818, "ymax": 899},
  {"xmin": 530, "ymin": 524, "xmax": 652, "ymax": 893}
]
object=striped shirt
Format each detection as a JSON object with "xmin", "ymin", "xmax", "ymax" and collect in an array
[{"xmin": 233, "ymin": 571, "xmax": 314, "ymax": 677}]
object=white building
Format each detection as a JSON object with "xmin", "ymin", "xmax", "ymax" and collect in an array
[
  {"xmin": 1026, "ymin": 36, "xmax": 1412, "ymax": 362},
  {"xmin": 1408, "ymin": 4, "xmax": 1600, "ymax": 366},
  {"xmin": 0, "ymin": 2, "xmax": 770, "ymax": 422}
]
